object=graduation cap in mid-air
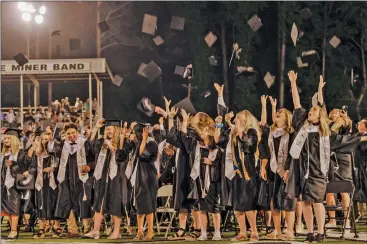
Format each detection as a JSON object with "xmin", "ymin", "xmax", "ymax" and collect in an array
[
  {"xmin": 51, "ymin": 30, "xmax": 61, "ymax": 36},
  {"xmin": 329, "ymin": 36, "xmax": 341, "ymax": 48},
  {"xmin": 264, "ymin": 72, "xmax": 275, "ymax": 88},
  {"xmin": 170, "ymin": 16, "xmax": 185, "ymax": 31},
  {"xmin": 142, "ymin": 61, "xmax": 162, "ymax": 82},
  {"xmin": 98, "ymin": 21, "xmax": 110, "ymax": 33},
  {"xmin": 13, "ymin": 53, "xmax": 29, "ymax": 66},
  {"xmin": 247, "ymin": 15, "xmax": 263, "ymax": 32},
  {"xmin": 205, "ymin": 32, "xmax": 217, "ymax": 48},
  {"xmin": 137, "ymin": 98, "xmax": 156, "ymax": 117},
  {"xmin": 174, "ymin": 97, "xmax": 197, "ymax": 115},
  {"xmin": 301, "ymin": 50, "xmax": 319, "ymax": 65},
  {"xmin": 142, "ymin": 14, "xmax": 157, "ymax": 36},
  {"xmin": 112, "ymin": 75, "xmax": 123, "ymax": 87},
  {"xmin": 174, "ymin": 65, "xmax": 185, "ymax": 76},
  {"xmin": 300, "ymin": 8, "xmax": 312, "ymax": 20},
  {"xmin": 153, "ymin": 36, "xmax": 164, "ymax": 46}
]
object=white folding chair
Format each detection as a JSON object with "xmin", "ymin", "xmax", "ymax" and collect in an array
[{"xmin": 154, "ymin": 184, "xmax": 176, "ymax": 237}]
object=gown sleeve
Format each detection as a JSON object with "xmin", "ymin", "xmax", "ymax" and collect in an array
[
  {"xmin": 180, "ymin": 131, "xmax": 196, "ymax": 155},
  {"xmin": 216, "ymin": 128, "xmax": 230, "ymax": 149},
  {"xmin": 27, "ymin": 152, "xmax": 37, "ymax": 175},
  {"xmin": 292, "ymin": 108, "xmax": 307, "ymax": 132},
  {"xmin": 85, "ymin": 140, "xmax": 96, "ymax": 170},
  {"xmin": 211, "ymin": 149, "xmax": 223, "ymax": 183},
  {"xmin": 237, "ymin": 128, "xmax": 258, "ymax": 154},
  {"xmin": 166, "ymin": 127, "xmax": 182, "ymax": 148},
  {"xmin": 330, "ymin": 133, "xmax": 362, "ymax": 154},
  {"xmin": 139, "ymin": 140, "xmax": 158, "ymax": 162},
  {"xmin": 259, "ymin": 124, "xmax": 271, "ymax": 159}
]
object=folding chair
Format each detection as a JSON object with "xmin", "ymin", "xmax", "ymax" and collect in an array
[
  {"xmin": 324, "ymin": 180, "xmax": 358, "ymax": 239},
  {"xmin": 154, "ymin": 184, "xmax": 176, "ymax": 237}
]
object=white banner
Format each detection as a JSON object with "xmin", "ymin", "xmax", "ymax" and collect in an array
[{"xmin": 1, "ymin": 58, "xmax": 106, "ymax": 75}]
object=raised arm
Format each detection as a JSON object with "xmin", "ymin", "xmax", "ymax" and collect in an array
[
  {"xmin": 269, "ymin": 96, "xmax": 277, "ymax": 124},
  {"xmin": 288, "ymin": 70, "xmax": 301, "ymax": 109},
  {"xmin": 260, "ymin": 95, "xmax": 268, "ymax": 125},
  {"xmin": 317, "ymin": 75, "xmax": 326, "ymax": 106},
  {"xmin": 214, "ymin": 115, "xmax": 223, "ymax": 144},
  {"xmin": 90, "ymin": 118, "xmax": 105, "ymax": 142},
  {"xmin": 214, "ymin": 83, "xmax": 227, "ymax": 116}
]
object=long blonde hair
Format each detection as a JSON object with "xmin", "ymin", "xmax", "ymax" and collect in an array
[
  {"xmin": 270, "ymin": 108, "xmax": 294, "ymax": 134},
  {"xmin": 190, "ymin": 112, "xmax": 215, "ymax": 136},
  {"xmin": 307, "ymin": 105, "xmax": 331, "ymax": 137},
  {"xmin": 103, "ymin": 126, "xmax": 121, "ymax": 150},
  {"xmin": 2, "ymin": 135, "xmax": 20, "ymax": 156}
]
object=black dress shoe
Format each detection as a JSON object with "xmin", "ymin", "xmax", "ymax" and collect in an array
[
  {"xmin": 315, "ymin": 233, "xmax": 325, "ymax": 243},
  {"xmin": 304, "ymin": 233, "xmax": 314, "ymax": 243}
]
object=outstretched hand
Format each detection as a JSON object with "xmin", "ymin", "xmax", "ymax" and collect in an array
[
  {"xmin": 261, "ymin": 95, "xmax": 268, "ymax": 107},
  {"xmin": 169, "ymin": 106, "xmax": 179, "ymax": 118},
  {"xmin": 318, "ymin": 75, "xmax": 326, "ymax": 90},
  {"xmin": 214, "ymin": 83, "xmax": 224, "ymax": 97},
  {"xmin": 269, "ymin": 96, "xmax": 277, "ymax": 107},
  {"xmin": 288, "ymin": 70, "xmax": 298, "ymax": 83},
  {"xmin": 163, "ymin": 96, "xmax": 171, "ymax": 114},
  {"xmin": 180, "ymin": 109, "xmax": 190, "ymax": 122}
]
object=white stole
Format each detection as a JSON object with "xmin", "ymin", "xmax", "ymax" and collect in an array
[
  {"xmin": 268, "ymin": 128, "xmax": 289, "ymax": 177},
  {"xmin": 224, "ymin": 135, "xmax": 236, "ymax": 180},
  {"xmin": 94, "ymin": 143, "xmax": 118, "ymax": 181},
  {"xmin": 0, "ymin": 152, "xmax": 18, "ymax": 190}
]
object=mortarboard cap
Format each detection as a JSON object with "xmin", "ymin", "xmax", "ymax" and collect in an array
[
  {"xmin": 98, "ymin": 21, "xmax": 110, "ymax": 33},
  {"xmin": 51, "ymin": 30, "xmax": 61, "ymax": 36},
  {"xmin": 264, "ymin": 72, "xmax": 275, "ymax": 88},
  {"xmin": 112, "ymin": 75, "xmax": 123, "ymax": 87},
  {"xmin": 301, "ymin": 50, "xmax": 319, "ymax": 65},
  {"xmin": 153, "ymin": 36, "xmax": 164, "ymax": 46},
  {"xmin": 137, "ymin": 98, "xmax": 156, "ymax": 117},
  {"xmin": 105, "ymin": 120, "xmax": 122, "ymax": 127},
  {"xmin": 329, "ymin": 36, "xmax": 341, "ymax": 48},
  {"xmin": 291, "ymin": 23, "xmax": 298, "ymax": 47},
  {"xmin": 297, "ymin": 57, "xmax": 308, "ymax": 68},
  {"xmin": 142, "ymin": 61, "xmax": 162, "ymax": 82},
  {"xmin": 13, "ymin": 53, "xmax": 29, "ymax": 66},
  {"xmin": 5, "ymin": 128, "xmax": 22, "ymax": 138},
  {"xmin": 142, "ymin": 14, "xmax": 157, "ymax": 36},
  {"xmin": 300, "ymin": 8, "xmax": 312, "ymax": 20},
  {"xmin": 236, "ymin": 66, "xmax": 256, "ymax": 75},
  {"xmin": 201, "ymin": 90, "xmax": 211, "ymax": 98},
  {"xmin": 247, "ymin": 15, "xmax": 263, "ymax": 32},
  {"xmin": 205, "ymin": 32, "xmax": 217, "ymax": 48},
  {"xmin": 170, "ymin": 16, "xmax": 185, "ymax": 31},
  {"xmin": 312, "ymin": 92, "xmax": 318, "ymax": 107},
  {"xmin": 183, "ymin": 64, "xmax": 193, "ymax": 79},
  {"xmin": 137, "ymin": 63, "xmax": 147, "ymax": 77},
  {"xmin": 35, "ymin": 127, "xmax": 44, "ymax": 137},
  {"xmin": 209, "ymin": 56, "xmax": 219, "ymax": 66},
  {"xmin": 174, "ymin": 97, "xmax": 196, "ymax": 115},
  {"xmin": 174, "ymin": 65, "xmax": 185, "ymax": 76}
]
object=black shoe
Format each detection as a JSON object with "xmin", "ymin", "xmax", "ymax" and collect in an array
[
  {"xmin": 304, "ymin": 233, "xmax": 314, "ymax": 243},
  {"xmin": 315, "ymin": 233, "xmax": 325, "ymax": 243},
  {"xmin": 25, "ymin": 224, "xmax": 34, "ymax": 232}
]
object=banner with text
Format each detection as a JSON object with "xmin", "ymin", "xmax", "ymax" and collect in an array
[{"xmin": 1, "ymin": 58, "xmax": 106, "ymax": 75}]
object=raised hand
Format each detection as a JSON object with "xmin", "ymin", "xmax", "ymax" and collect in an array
[
  {"xmin": 159, "ymin": 117, "xmax": 164, "ymax": 125},
  {"xmin": 169, "ymin": 106, "xmax": 179, "ymax": 118},
  {"xmin": 214, "ymin": 83, "xmax": 224, "ymax": 97},
  {"xmin": 215, "ymin": 116, "xmax": 223, "ymax": 124},
  {"xmin": 180, "ymin": 109, "xmax": 190, "ymax": 122},
  {"xmin": 269, "ymin": 96, "xmax": 277, "ymax": 107},
  {"xmin": 95, "ymin": 118, "xmax": 105, "ymax": 129},
  {"xmin": 261, "ymin": 95, "xmax": 268, "ymax": 107},
  {"xmin": 163, "ymin": 96, "xmax": 171, "ymax": 114},
  {"xmin": 288, "ymin": 70, "xmax": 298, "ymax": 83},
  {"xmin": 225, "ymin": 111, "xmax": 234, "ymax": 123},
  {"xmin": 142, "ymin": 127, "xmax": 149, "ymax": 141},
  {"xmin": 318, "ymin": 75, "xmax": 326, "ymax": 90}
]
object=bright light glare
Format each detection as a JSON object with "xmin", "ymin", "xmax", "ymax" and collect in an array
[
  {"xmin": 18, "ymin": 2, "xmax": 28, "ymax": 11},
  {"xmin": 21, "ymin": 12, "xmax": 31, "ymax": 22},
  {"xmin": 35, "ymin": 15, "xmax": 43, "ymax": 24},
  {"xmin": 39, "ymin": 6, "xmax": 46, "ymax": 15},
  {"xmin": 28, "ymin": 4, "xmax": 36, "ymax": 13}
]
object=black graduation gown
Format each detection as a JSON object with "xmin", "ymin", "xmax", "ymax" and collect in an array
[
  {"xmin": 258, "ymin": 125, "xmax": 296, "ymax": 211},
  {"xmin": 286, "ymin": 108, "xmax": 362, "ymax": 203},
  {"xmin": 92, "ymin": 139, "xmax": 129, "ymax": 217},
  {"xmin": 329, "ymin": 122, "xmax": 353, "ymax": 181},
  {"xmin": 54, "ymin": 140, "xmax": 95, "ymax": 219},
  {"xmin": 166, "ymin": 127, "xmax": 194, "ymax": 211},
  {"xmin": 231, "ymin": 128, "xmax": 258, "ymax": 212},
  {"xmin": 33, "ymin": 152, "xmax": 59, "ymax": 220},
  {"xmin": 1, "ymin": 149, "xmax": 29, "ymax": 215},
  {"xmin": 132, "ymin": 139, "xmax": 158, "ymax": 215},
  {"xmin": 354, "ymin": 135, "xmax": 367, "ymax": 203}
]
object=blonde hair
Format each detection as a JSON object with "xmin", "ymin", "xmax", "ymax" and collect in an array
[
  {"xmin": 103, "ymin": 126, "xmax": 121, "ymax": 150},
  {"xmin": 307, "ymin": 105, "xmax": 331, "ymax": 137},
  {"xmin": 190, "ymin": 112, "xmax": 215, "ymax": 136},
  {"xmin": 271, "ymin": 108, "xmax": 294, "ymax": 134},
  {"xmin": 2, "ymin": 135, "xmax": 20, "ymax": 156}
]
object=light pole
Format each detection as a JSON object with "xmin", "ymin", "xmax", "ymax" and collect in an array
[{"xmin": 18, "ymin": 2, "xmax": 46, "ymax": 108}]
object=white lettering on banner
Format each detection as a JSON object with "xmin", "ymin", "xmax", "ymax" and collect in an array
[{"xmin": 0, "ymin": 59, "xmax": 106, "ymax": 75}]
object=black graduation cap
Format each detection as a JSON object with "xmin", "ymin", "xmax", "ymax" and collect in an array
[
  {"xmin": 51, "ymin": 30, "xmax": 61, "ymax": 36},
  {"xmin": 35, "ymin": 128, "xmax": 44, "ymax": 137},
  {"xmin": 170, "ymin": 16, "xmax": 185, "ymax": 31},
  {"xmin": 142, "ymin": 61, "xmax": 162, "ymax": 82},
  {"xmin": 300, "ymin": 8, "xmax": 312, "ymax": 20},
  {"xmin": 98, "ymin": 20, "xmax": 110, "ymax": 33},
  {"xmin": 5, "ymin": 128, "xmax": 22, "ymax": 138},
  {"xmin": 13, "ymin": 53, "xmax": 29, "ymax": 66},
  {"xmin": 137, "ymin": 98, "xmax": 156, "ymax": 117},
  {"xmin": 174, "ymin": 97, "xmax": 196, "ymax": 115},
  {"xmin": 301, "ymin": 50, "xmax": 319, "ymax": 65},
  {"xmin": 174, "ymin": 65, "xmax": 185, "ymax": 76},
  {"xmin": 105, "ymin": 120, "xmax": 122, "ymax": 127},
  {"xmin": 201, "ymin": 90, "xmax": 211, "ymax": 98}
]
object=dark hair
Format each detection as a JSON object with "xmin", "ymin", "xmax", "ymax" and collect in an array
[
  {"xmin": 64, "ymin": 123, "xmax": 78, "ymax": 132},
  {"xmin": 133, "ymin": 123, "xmax": 145, "ymax": 141}
]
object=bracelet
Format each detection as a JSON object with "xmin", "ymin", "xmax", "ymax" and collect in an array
[{"xmin": 216, "ymin": 123, "xmax": 224, "ymax": 128}]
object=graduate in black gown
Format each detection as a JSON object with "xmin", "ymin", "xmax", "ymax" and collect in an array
[
  {"xmin": 1, "ymin": 128, "xmax": 31, "ymax": 239},
  {"xmin": 53, "ymin": 123, "xmax": 95, "ymax": 237},
  {"xmin": 354, "ymin": 119, "xmax": 367, "ymax": 210},
  {"xmin": 180, "ymin": 109, "xmax": 222, "ymax": 241},
  {"xmin": 285, "ymin": 71, "xmax": 366, "ymax": 243},
  {"xmin": 129, "ymin": 123, "xmax": 158, "ymax": 240},
  {"xmin": 258, "ymin": 95, "xmax": 296, "ymax": 240},
  {"xmin": 326, "ymin": 108, "xmax": 353, "ymax": 228},
  {"xmin": 85, "ymin": 119, "xmax": 129, "ymax": 240},
  {"xmin": 29, "ymin": 132, "xmax": 61, "ymax": 239},
  {"xmin": 226, "ymin": 110, "xmax": 261, "ymax": 241}
]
